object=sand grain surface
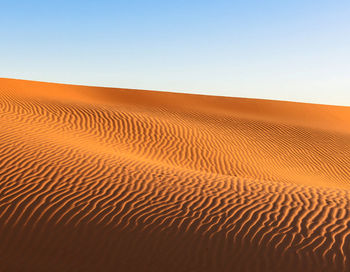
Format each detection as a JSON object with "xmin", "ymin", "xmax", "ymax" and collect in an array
[{"xmin": 1, "ymin": 78, "xmax": 350, "ymax": 271}]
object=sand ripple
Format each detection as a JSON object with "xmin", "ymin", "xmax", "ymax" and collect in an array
[{"xmin": 1, "ymin": 78, "xmax": 350, "ymax": 271}]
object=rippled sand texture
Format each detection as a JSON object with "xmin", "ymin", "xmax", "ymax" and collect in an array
[{"xmin": 1, "ymin": 78, "xmax": 350, "ymax": 272}]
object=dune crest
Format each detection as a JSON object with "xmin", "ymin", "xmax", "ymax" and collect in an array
[{"xmin": 1, "ymin": 78, "xmax": 350, "ymax": 271}]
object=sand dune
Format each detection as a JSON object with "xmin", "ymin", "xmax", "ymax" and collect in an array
[{"xmin": 1, "ymin": 78, "xmax": 350, "ymax": 271}]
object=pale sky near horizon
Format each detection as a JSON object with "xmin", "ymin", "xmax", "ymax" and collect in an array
[{"xmin": 1, "ymin": 1, "xmax": 350, "ymax": 106}]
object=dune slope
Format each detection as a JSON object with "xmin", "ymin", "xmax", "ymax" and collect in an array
[{"xmin": 1, "ymin": 78, "xmax": 350, "ymax": 271}]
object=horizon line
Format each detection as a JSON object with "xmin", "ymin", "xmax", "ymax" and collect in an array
[{"xmin": 1, "ymin": 76, "xmax": 348, "ymax": 108}]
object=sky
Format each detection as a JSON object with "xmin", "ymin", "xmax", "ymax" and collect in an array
[{"xmin": 1, "ymin": 0, "xmax": 350, "ymax": 106}]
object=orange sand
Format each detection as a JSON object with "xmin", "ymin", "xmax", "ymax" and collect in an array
[{"xmin": 0, "ymin": 78, "xmax": 350, "ymax": 271}]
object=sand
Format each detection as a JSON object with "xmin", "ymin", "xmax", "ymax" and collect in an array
[{"xmin": 0, "ymin": 78, "xmax": 350, "ymax": 271}]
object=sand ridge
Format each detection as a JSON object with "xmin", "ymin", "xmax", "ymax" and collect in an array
[{"xmin": 0, "ymin": 78, "xmax": 350, "ymax": 271}]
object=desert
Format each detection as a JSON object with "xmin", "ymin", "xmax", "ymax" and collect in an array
[{"xmin": 0, "ymin": 78, "xmax": 350, "ymax": 271}]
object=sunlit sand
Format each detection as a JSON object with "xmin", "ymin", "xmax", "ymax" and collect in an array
[{"xmin": 1, "ymin": 78, "xmax": 349, "ymax": 271}]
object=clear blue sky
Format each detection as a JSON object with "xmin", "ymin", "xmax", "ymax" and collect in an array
[{"xmin": 1, "ymin": 0, "xmax": 350, "ymax": 105}]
